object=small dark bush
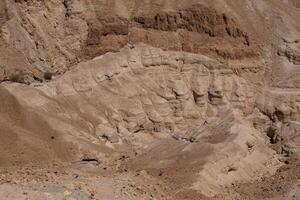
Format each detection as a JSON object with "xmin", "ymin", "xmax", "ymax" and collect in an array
[
  {"xmin": 9, "ymin": 72, "xmax": 26, "ymax": 84},
  {"xmin": 44, "ymin": 72, "xmax": 53, "ymax": 80},
  {"xmin": 10, "ymin": 74, "xmax": 24, "ymax": 83}
]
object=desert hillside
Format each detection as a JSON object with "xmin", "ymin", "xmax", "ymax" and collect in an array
[{"xmin": 0, "ymin": 0, "xmax": 299, "ymax": 199}]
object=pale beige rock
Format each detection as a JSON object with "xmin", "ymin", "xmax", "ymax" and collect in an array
[{"xmin": 0, "ymin": 1, "xmax": 300, "ymax": 199}]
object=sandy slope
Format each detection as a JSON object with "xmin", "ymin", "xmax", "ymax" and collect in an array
[{"xmin": 0, "ymin": 45, "xmax": 299, "ymax": 199}]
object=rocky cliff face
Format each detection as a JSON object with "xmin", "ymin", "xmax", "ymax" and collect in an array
[
  {"xmin": 2, "ymin": 0, "xmax": 256, "ymax": 72},
  {"xmin": 0, "ymin": 1, "xmax": 299, "ymax": 200},
  {"xmin": 1, "ymin": 0, "xmax": 299, "ymax": 84}
]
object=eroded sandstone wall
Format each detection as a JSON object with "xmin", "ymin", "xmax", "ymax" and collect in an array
[{"xmin": 1, "ymin": 0, "xmax": 299, "ymax": 88}]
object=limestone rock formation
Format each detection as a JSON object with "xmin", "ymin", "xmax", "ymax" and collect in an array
[{"xmin": 0, "ymin": 0, "xmax": 299, "ymax": 200}]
